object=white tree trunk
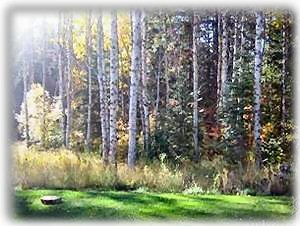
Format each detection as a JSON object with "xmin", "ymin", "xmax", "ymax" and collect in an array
[
  {"xmin": 192, "ymin": 12, "xmax": 200, "ymax": 161},
  {"xmin": 66, "ymin": 14, "xmax": 73, "ymax": 149},
  {"xmin": 254, "ymin": 11, "xmax": 265, "ymax": 169},
  {"xmin": 109, "ymin": 11, "xmax": 119, "ymax": 164},
  {"xmin": 220, "ymin": 11, "xmax": 228, "ymax": 107},
  {"xmin": 141, "ymin": 11, "xmax": 150, "ymax": 155},
  {"xmin": 85, "ymin": 12, "xmax": 92, "ymax": 151},
  {"xmin": 97, "ymin": 13, "xmax": 110, "ymax": 163},
  {"xmin": 231, "ymin": 14, "xmax": 238, "ymax": 84},
  {"xmin": 237, "ymin": 14, "xmax": 245, "ymax": 114},
  {"xmin": 58, "ymin": 12, "xmax": 66, "ymax": 146},
  {"xmin": 154, "ymin": 48, "xmax": 162, "ymax": 118},
  {"xmin": 128, "ymin": 10, "xmax": 142, "ymax": 168},
  {"xmin": 281, "ymin": 15, "xmax": 288, "ymax": 131},
  {"xmin": 41, "ymin": 18, "xmax": 47, "ymax": 147},
  {"xmin": 217, "ymin": 11, "xmax": 222, "ymax": 109},
  {"xmin": 22, "ymin": 61, "xmax": 30, "ymax": 148}
]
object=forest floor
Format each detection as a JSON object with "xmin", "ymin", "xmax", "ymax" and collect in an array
[{"xmin": 14, "ymin": 189, "xmax": 294, "ymax": 221}]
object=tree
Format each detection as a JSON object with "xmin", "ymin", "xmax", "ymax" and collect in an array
[
  {"xmin": 254, "ymin": 11, "xmax": 265, "ymax": 168},
  {"xmin": 140, "ymin": 11, "xmax": 150, "ymax": 156},
  {"xmin": 66, "ymin": 14, "xmax": 73, "ymax": 149},
  {"xmin": 281, "ymin": 13, "xmax": 288, "ymax": 132},
  {"xmin": 85, "ymin": 11, "xmax": 92, "ymax": 151},
  {"xmin": 220, "ymin": 11, "xmax": 229, "ymax": 109},
  {"xmin": 41, "ymin": 18, "xmax": 47, "ymax": 147},
  {"xmin": 192, "ymin": 12, "xmax": 200, "ymax": 161},
  {"xmin": 128, "ymin": 10, "xmax": 142, "ymax": 168},
  {"xmin": 57, "ymin": 12, "xmax": 66, "ymax": 146},
  {"xmin": 97, "ymin": 12, "xmax": 110, "ymax": 163},
  {"xmin": 22, "ymin": 60, "xmax": 30, "ymax": 148},
  {"xmin": 109, "ymin": 11, "xmax": 119, "ymax": 164}
]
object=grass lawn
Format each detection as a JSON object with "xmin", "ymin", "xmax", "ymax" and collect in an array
[{"xmin": 14, "ymin": 189, "xmax": 294, "ymax": 221}]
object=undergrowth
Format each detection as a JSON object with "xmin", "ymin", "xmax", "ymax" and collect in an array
[{"xmin": 12, "ymin": 142, "xmax": 292, "ymax": 195}]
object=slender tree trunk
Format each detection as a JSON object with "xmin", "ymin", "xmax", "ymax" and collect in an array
[
  {"xmin": 231, "ymin": 14, "xmax": 239, "ymax": 84},
  {"xmin": 192, "ymin": 12, "xmax": 200, "ymax": 161},
  {"xmin": 154, "ymin": 48, "xmax": 162, "ymax": 117},
  {"xmin": 164, "ymin": 15, "xmax": 170, "ymax": 106},
  {"xmin": 281, "ymin": 15, "xmax": 288, "ymax": 133},
  {"xmin": 128, "ymin": 10, "xmax": 142, "ymax": 168},
  {"xmin": 109, "ymin": 11, "xmax": 119, "ymax": 164},
  {"xmin": 220, "ymin": 11, "xmax": 228, "ymax": 107},
  {"xmin": 22, "ymin": 61, "xmax": 30, "ymax": 148},
  {"xmin": 41, "ymin": 18, "xmax": 47, "ymax": 147},
  {"xmin": 97, "ymin": 12, "xmax": 109, "ymax": 163},
  {"xmin": 253, "ymin": 11, "xmax": 265, "ymax": 169},
  {"xmin": 66, "ymin": 14, "xmax": 73, "ymax": 149},
  {"xmin": 237, "ymin": 14, "xmax": 245, "ymax": 113},
  {"xmin": 28, "ymin": 29, "xmax": 34, "ymax": 86},
  {"xmin": 141, "ymin": 11, "xmax": 150, "ymax": 155},
  {"xmin": 58, "ymin": 12, "xmax": 66, "ymax": 146},
  {"xmin": 165, "ymin": 54, "xmax": 170, "ymax": 106},
  {"xmin": 217, "ymin": 11, "xmax": 222, "ymax": 108},
  {"xmin": 85, "ymin": 11, "xmax": 92, "ymax": 151}
]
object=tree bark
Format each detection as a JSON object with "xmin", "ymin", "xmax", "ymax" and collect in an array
[
  {"xmin": 41, "ymin": 18, "xmax": 47, "ymax": 147},
  {"xmin": 281, "ymin": 14, "xmax": 288, "ymax": 133},
  {"xmin": 58, "ymin": 12, "xmax": 66, "ymax": 147},
  {"xmin": 192, "ymin": 12, "xmax": 200, "ymax": 161},
  {"xmin": 141, "ymin": 11, "xmax": 150, "ymax": 156},
  {"xmin": 22, "ymin": 60, "xmax": 30, "ymax": 148},
  {"xmin": 66, "ymin": 14, "xmax": 73, "ymax": 149},
  {"xmin": 128, "ymin": 10, "xmax": 142, "ymax": 168},
  {"xmin": 254, "ymin": 11, "xmax": 265, "ymax": 169},
  {"xmin": 231, "ymin": 14, "xmax": 239, "ymax": 84},
  {"xmin": 217, "ymin": 11, "xmax": 222, "ymax": 109},
  {"xmin": 85, "ymin": 11, "xmax": 92, "ymax": 151},
  {"xmin": 154, "ymin": 48, "xmax": 162, "ymax": 118},
  {"xmin": 109, "ymin": 11, "xmax": 119, "ymax": 164},
  {"xmin": 220, "ymin": 11, "xmax": 228, "ymax": 108},
  {"xmin": 237, "ymin": 13, "xmax": 245, "ymax": 114},
  {"xmin": 97, "ymin": 12, "xmax": 110, "ymax": 163}
]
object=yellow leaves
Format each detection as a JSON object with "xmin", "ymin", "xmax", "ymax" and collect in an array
[
  {"xmin": 149, "ymin": 113, "xmax": 156, "ymax": 132},
  {"xmin": 261, "ymin": 122, "xmax": 274, "ymax": 141}
]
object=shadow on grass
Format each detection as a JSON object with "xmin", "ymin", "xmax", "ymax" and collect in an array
[{"xmin": 14, "ymin": 190, "xmax": 294, "ymax": 220}]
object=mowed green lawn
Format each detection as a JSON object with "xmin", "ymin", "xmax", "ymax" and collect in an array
[{"xmin": 14, "ymin": 189, "xmax": 294, "ymax": 220}]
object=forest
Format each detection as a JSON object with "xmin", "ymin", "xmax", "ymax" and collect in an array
[{"xmin": 11, "ymin": 8, "xmax": 294, "ymax": 220}]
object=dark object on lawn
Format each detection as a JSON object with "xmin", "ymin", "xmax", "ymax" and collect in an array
[{"xmin": 41, "ymin": 196, "xmax": 62, "ymax": 205}]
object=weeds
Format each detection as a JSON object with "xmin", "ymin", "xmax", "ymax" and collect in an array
[{"xmin": 12, "ymin": 142, "xmax": 292, "ymax": 195}]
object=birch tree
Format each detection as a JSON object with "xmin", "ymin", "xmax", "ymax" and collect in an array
[
  {"xmin": 281, "ymin": 14, "xmax": 288, "ymax": 132},
  {"xmin": 217, "ymin": 11, "xmax": 222, "ymax": 107},
  {"xmin": 97, "ymin": 12, "xmax": 109, "ymax": 163},
  {"xmin": 85, "ymin": 12, "xmax": 92, "ymax": 151},
  {"xmin": 22, "ymin": 60, "xmax": 30, "ymax": 148},
  {"xmin": 65, "ymin": 14, "xmax": 73, "ymax": 149},
  {"xmin": 128, "ymin": 10, "xmax": 142, "ymax": 168},
  {"xmin": 254, "ymin": 11, "xmax": 265, "ymax": 168},
  {"xmin": 141, "ymin": 11, "xmax": 150, "ymax": 155},
  {"xmin": 218, "ymin": 11, "xmax": 228, "ymax": 111},
  {"xmin": 57, "ymin": 12, "xmax": 66, "ymax": 146},
  {"xmin": 220, "ymin": 11, "xmax": 228, "ymax": 108},
  {"xmin": 192, "ymin": 12, "xmax": 200, "ymax": 161},
  {"xmin": 109, "ymin": 11, "xmax": 119, "ymax": 164},
  {"xmin": 41, "ymin": 18, "xmax": 47, "ymax": 147}
]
